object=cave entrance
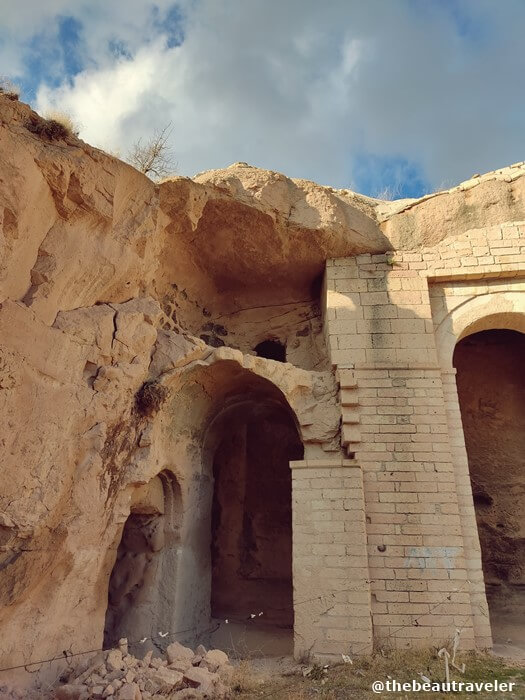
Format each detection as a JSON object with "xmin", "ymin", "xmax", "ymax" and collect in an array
[
  {"xmin": 255, "ymin": 339, "xmax": 286, "ymax": 362},
  {"xmin": 104, "ymin": 472, "xmax": 182, "ymax": 652},
  {"xmin": 207, "ymin": 393, "xmax": 303, "ymax": 656},
  {"xmin": 454, "ymin": 328, "xmax": 525, "ymax": 651}
]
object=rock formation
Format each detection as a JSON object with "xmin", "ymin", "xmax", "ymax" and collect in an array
[{"xmin": 0, "ymin": 94, "xmax": 524, "ymax": 691}]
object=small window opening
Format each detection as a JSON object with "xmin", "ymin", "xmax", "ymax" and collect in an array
[{"xmin": 255, "ymin": 339, "xmax": 286, "ymax": 362}]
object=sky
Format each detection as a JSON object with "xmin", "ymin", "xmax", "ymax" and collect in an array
[{"xmin": 1, "ymin": 0, "xmax": 524, "ymax": 198}]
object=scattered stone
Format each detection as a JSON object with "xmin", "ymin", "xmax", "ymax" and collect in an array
[
  {"xmin": 202, "ymin": 649, "xmax": 228, "ymax": 672},
  {"xmin": 118, "ymin": 638, "xmax": 129, "ymax": 656},
  {"xmin": 141, "ymin": 651, "xmax": 153, "ymax": 668},
  {"xmin": 183, "ymin": 666, "xmax": 218, "ymax": 695},
  {"xmin": 195, "ymin": 644, "xmax": 207, "ymax": 656},
  {"xmin": 53, "ymin": 643, "xmax": 231, "ymax": 699},
  {"xmin": 123, "ymin": 655, "xmax": 138, "ymax": 669},
  {"xmin": 166, "ymin": 641, "xmax": 194, "ymax": 665},
  {"xmin": 105, "ymin": 671, "xmax": 122, "ymax": 683},
  {"xmin": 172, "ymin": 690, "xmax": 205, "ymax": 699},
  {"xmin": 116, "ymin": 683, "xmax": 141, "ymax": 700},
  {"xmin": 54, "ymin": 684, "xmax": 88, "ymax": 700},
  {"xmin": 87, "ymin": 673, "xmax": 106, "ymax": 686},
  {"xmin": 217, "ymin": 663, "xmax": 234, "ymax": 682},
  {"xmin": 168, "ymin": 658, "xmax": 192, "ymax": 673},
  {"xmin": 146, "ymin": 666, "xmax": 184, "ymax": 693},
  {"xmin": 106, "ymin": 649, "xmax": 124, "ymax": 673}
]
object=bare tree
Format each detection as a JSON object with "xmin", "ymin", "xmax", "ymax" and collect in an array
[{"xmin": 127, "ymin": 123, "xmax": 176, "ymax": 180}]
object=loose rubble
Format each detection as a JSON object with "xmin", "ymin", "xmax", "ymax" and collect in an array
[{"xmin": 53, "ymin": 640, "xmax": 234, "ymax": 699}]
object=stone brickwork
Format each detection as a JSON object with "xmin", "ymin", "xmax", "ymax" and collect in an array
[
  {"xmin": 290, "ymin": 458, "xmax": 372, "ymax": 659},
  {"xmin": 321, "ymin": 221, "xmax": 525, "ymax": 652}
]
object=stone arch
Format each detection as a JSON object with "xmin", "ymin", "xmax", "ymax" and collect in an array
[
  {"xmin": 433, "ymin": 288, "xmax": 525, "ymax": 649},
  {"xmin": 120, "ymin": 347, "xmax": 339, "ymax": 652},
  {"xmin": 147, "ymin": 355, "xmax": 309, "ymax": 654},
  {"xmin": 453, "ymin": 327, "xmax": 525, "ymax": 650},
  {"xmin": 434, "ymin": 290, "xmax": 525, "ymax": 369}
]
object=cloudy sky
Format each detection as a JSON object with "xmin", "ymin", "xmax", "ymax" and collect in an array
[{"xmin": 2, "ymin": 0, "xmax": 524, "ymax": 197}]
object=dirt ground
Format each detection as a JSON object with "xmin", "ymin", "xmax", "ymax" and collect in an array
[
  {"xmin": 490, "ymin": 586, "xmax": 525, "ymax": 661},
  {"xmin": 230, "ymin": 649, "xmax": 525, "ymax": 700}
]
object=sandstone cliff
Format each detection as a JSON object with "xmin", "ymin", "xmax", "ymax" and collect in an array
[{"xmin": 1, "ymin": 93, "xmax": 524, "ymax": 690}]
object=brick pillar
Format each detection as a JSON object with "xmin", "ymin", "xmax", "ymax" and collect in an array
[
  {"xmin": 355, "ymin": 366, "xmax": 476, "ymax": 649},
  {"xmin": 290, "ymin": 458, "xmax": 372, "ymax": 661}
]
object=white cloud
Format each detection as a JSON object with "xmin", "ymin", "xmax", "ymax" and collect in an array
[{"xmin": 5, "ymin": 0, "xmax": 525, "ymax": 191}]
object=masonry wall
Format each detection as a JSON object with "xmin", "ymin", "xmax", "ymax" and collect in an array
[
  {"xmin": 322, "ymin": 222, "xmax": 525, "ymax": 651},
  {"xmin": 290, "ymin": 458, "xmax": 372, "ymax": 660}
]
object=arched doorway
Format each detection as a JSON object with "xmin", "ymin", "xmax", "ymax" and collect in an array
[
  {"xmin": 203, "ymin": 371, "xmax": 304, "ymax": 655},
  {"xmin": 104, "ymin": 471, "xmax": 182, "ymax": 653},
  {"xmin": 454, "ymin": 328, "xmax": 525, "ymax": 649}
]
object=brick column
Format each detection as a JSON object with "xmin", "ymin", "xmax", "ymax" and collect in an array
[
  {"xmin": 355, "ymin": 366, "xmax": 476, "ymax": 649},
  {"xmin": 290, "ymin": 458, "xmax": 372, "ymax": 661}
]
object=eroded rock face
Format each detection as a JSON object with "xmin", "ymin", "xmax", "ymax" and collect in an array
[{"xmin": 1, "ymin": 92, "xmax": 525, "ymax": 687}]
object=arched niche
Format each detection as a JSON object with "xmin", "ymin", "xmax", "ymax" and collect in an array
[
  {"xmin": 156, "ymin": 359, "xmax": 305, "ymax": 656},
  {"xmin": 103, "ymin": 471, "xmax": 182, "ymax": 653}
]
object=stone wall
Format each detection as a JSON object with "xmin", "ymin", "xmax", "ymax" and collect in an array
[{"xmin": 290, "ymin": 458, "xmax": 371, "ymax": 660}]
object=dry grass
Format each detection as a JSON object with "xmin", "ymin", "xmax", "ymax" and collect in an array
[
  {"xmin": 0, "ymin": 77, "xmax": 20, "ymax": 100},
  {"xmin": 134, "ymin": 381, "xmax": 169, "ymax": 417},
  {"xmin": 25, "ymin": 110, "xmax": 79, "ymax": 141},
  {"xmin": 230, "ymin": 661, "xmax": 265, "ymax": 695},
  {"xmin": 26, "ymin": 115, "xmax": 71, "ymax": 141},
  {"xmin": 43, "ymin": 110, "xmax": 79, "ymax": 136},
  {"xmin": 232, "ymin": 649, "xmax": 525, "ymax": 699}
]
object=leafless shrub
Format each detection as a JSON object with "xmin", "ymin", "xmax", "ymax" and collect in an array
[
  {"xmin": 374, "ymin": 183, "xmax": 402, "ymax": 201},
  {"xmin": 127, "ymin": 123, "xmax": 176, "ymax": 180}
]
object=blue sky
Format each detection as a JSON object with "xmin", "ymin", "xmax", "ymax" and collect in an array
[{"xmin": 1, "ymin": 0, "xmax": 524, "ymax": 198}]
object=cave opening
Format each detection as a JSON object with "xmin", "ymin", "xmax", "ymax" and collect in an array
[
  {"xmin": 208, "ymin": 394, "xmax": 303, "ymax": 655},
  {"xmin": 454, "ymin": 328, "xmax": 525, "ymax": 650},
  {"xmin": 254, "ymin": 339, "xmax": 286, "ymax": 362},
  {"xmin": 103, "ymin": 472, "xmax": 182, "ymax": 653}
]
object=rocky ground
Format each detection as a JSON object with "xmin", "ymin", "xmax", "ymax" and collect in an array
[{"xmin": 0, "ymin": 640, "xmax": 235, "ymax": 699}]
